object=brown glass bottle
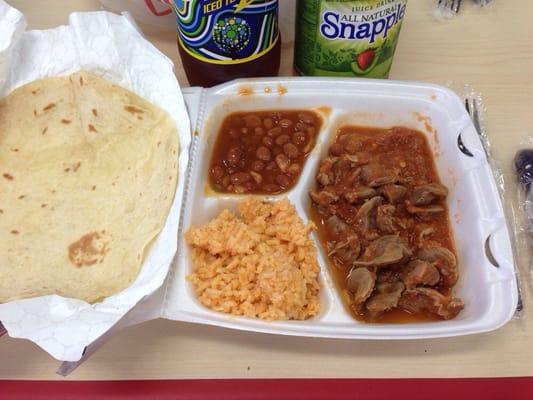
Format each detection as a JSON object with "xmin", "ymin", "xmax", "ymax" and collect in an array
[{"xmin": 173, "ymin": 1, "xmax": 281, "ymax": 87}]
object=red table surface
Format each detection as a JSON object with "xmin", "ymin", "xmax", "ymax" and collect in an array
[{"xmin": 1, "ymin": 378, "xmax": 533, "ymax": 399}]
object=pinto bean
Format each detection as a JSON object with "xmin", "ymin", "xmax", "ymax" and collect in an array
[
  {"xmin": 287, "ymin": 163, "xmax": 301, "ymax": 176},
  {"xmin": 275, "ymin": 153, "xmax": 290, "ymax": 172},
  {"xmin": 250, "ymin": 171, "xmax": 263, "ymax": 184},
  {"xmin": 293, "ymin": 131, "xmax": 307, "ymax": 145},
  {"xmin": 298, "ymin": 112, "xmax": 315, "ymax": 124},
  {"xmin": 262, "ymin": 183, "xmax": 280, "ymax": 193},
  {"xmin": 267, "ymin": 127, "xmax": 282, "ymax": 137},
  {"xmin": 279, "ymin": 119, "xmax": 293, "ymax": 128},
  {"xmin": 256, "ymin": 146, "xmax": 271, "ymax": 161},
  {"xmin": 275, "ymin": 174, "xmax": 290, "ymax": 187},
  {"xmin": 222, "ymin": 175, "xmax": 230, "ymax": 188},
  {"xmin": 251, "ymin": 160, "xmax": 265, "ymax": 171},
  {"xmin": 243, "ymin": 115, "xmax": 261, "ymax": 128},
  {"xmin": 275, "ymin": 134, "xmax": 290, "ymax": 145},
  {"xmin": 263, "ymin": 118, "xmax": 273, "ymax": 129},
  {"xmin": 230, "ymin": 172, "xmax": 251, "ymax": 185},
  {"xmin": 283, "ymin": 143, "xmax": 299, "ymax": 159},
  {"xmin": 262, "ymin": 136, "xmax": 274, "ymax": 147},
  {"xmin": 295, "ymin": 121, "xmax": 307, "ymax": 131},
  {"xmin": 211, "ymin": 165, "xmax": 224, "ymax": 181},
  {"xmin": 226, "ymin": 146, "xmax": 243, "ymax": 167},
  {"xmin": 233, "ymin": 185, "xmax": 249, "ymax": 194},
  {"xmin": 303, "ymin": 139, "xmax": 315, "ymax": 154},
  {"xmin": 265, "ymin": 161, "xmax": 277, "ymax": 171}
]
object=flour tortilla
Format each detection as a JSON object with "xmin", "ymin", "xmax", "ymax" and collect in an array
[{"xmin": 0, "ymin": 71, "xmax": 179, "ymax": 303}]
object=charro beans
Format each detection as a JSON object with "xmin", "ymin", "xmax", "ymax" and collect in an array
[{"xmin": 209, "ymin": 110, "xmax": 321, "ymax": 194}]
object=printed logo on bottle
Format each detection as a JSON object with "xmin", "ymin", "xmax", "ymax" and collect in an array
[{"xmin": 173, "ymin": 0, "xmax": 279, "ymax": 64}]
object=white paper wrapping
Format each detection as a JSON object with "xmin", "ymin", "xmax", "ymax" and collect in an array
[{"xmin": 0, "ymin": 1, "xmax": 191, "ymax": 361}]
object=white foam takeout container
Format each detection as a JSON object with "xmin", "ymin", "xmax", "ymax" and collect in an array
[{"xmin": 155, "ymin": 77, "xmax": 518, "ymax": 340}]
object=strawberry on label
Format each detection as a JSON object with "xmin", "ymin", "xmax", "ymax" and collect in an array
[{"xmin": 356, "ymin": 50, "xmax": 375, "ymax": 71}]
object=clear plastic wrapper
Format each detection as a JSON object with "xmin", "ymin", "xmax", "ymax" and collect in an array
[
  {"xmin": 433, "ymin": 0, "xmax": 496, "ymax": 20},
  {"xmin": 514, "ymin": 140, "xmax": 533, "ymax": 295},
  {"xmin": 434, "ymin": 0, "xmax": 462, "ymax": 20},
  {"xmin": 515, "ymin": 145, "xmax": 533, "ymax": 240},
  {"xmin": 473, "ymin": 0, "xmax": 495, "ymax": 6},
  {"xmin": 447, "ymin": 82, "xmax": 525, "ymax": 318}
]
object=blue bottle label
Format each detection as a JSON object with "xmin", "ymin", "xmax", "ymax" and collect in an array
[{"xmin": 173, "ymin": 0, "xmax": 279, "ymax": 65}]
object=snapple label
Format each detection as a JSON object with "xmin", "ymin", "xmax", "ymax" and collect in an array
[{"xmin": 294, "ymin": 0, "xmax": 408, "ymax": 78}]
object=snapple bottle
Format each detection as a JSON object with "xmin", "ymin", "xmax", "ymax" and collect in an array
[
  {"xmin": 294, "ymin": 0, "xmax": 407, "ymax": 78},
  {"xmin": 172, "ymin": 0, "xmax": 281, "ymax": 87}
]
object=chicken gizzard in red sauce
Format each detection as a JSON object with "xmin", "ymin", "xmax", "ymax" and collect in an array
[{"xmin": 309, "ymin": 126, "xmax": 464, "ymax": 323}]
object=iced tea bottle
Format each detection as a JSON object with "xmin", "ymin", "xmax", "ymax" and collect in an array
[{"xmin": 172, "ymin": 0, "xmax": 281, "ymax": 87}]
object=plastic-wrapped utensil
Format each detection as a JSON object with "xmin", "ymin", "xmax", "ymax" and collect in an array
[
  {"xmin": 515, "ymin": 149, "xmax": 533, "ymax": 239},
  {"xmin": 435, "ymin": 0, "xmax": 462, "ymax": 19},
  {"xmin": 434, "ymin": 0, "xmax": 495, "ymax": 20},
  {"xmin": 515, "ymin": 150, "xmax": 533, "ymax": 191}
]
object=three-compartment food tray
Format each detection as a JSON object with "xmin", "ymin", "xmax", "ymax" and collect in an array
[{"xmin": 156, "ymin": 77, "xmax": 518, "ymax": 340}]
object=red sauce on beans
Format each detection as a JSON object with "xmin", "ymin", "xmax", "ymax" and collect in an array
[{"xmin": 209, "ymin": 110, "xmax": 321, "ymax": 194}]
